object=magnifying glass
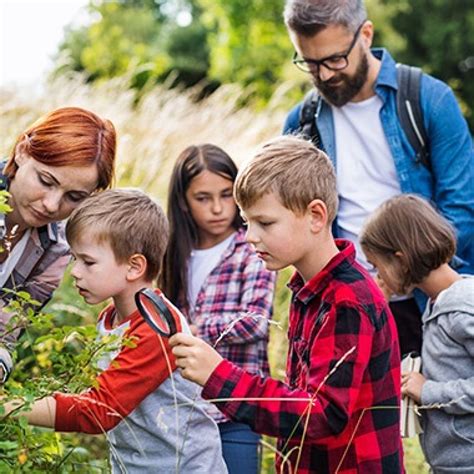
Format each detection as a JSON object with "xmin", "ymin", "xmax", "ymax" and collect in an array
[{"xmin": 135, "ymin": 288, "xmax": 177, "ymax": 338}]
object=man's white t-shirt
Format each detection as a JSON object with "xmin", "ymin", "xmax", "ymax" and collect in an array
[
  {"xmin": 187, "ymin": 232, "xmax": 236, "ymax": 309},
  {"xmin": 333, "ymin": 94, "xmax": 401, "ymax": 271}
]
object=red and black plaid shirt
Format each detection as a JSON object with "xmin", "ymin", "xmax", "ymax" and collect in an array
[{"xmin": 202, "ymin": 240, "xmax": 404, "ymax": 473}]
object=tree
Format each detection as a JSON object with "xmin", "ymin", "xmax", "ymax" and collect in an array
[
  {"xmin": 193, "ymin": 0, "xmax": 408, "ymax": 103},
  {"xmin": 53, "ymin": 0, "xmax": 473, "ymax": 126},
  {"xmin": 54, "ymin": 0, "xmax": 212, "ymax": 90},
  {"xmin": 384, "ymin": 0, "xmax": 474, "ymax": 128},
  {"xmin": 196, "ymin": 0, "xmax": 292, "ymax": 101}
]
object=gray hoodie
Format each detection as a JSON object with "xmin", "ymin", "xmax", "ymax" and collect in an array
[{"xmin": 419, "ymin": 276, "xmax": 474, "ymax": 473}]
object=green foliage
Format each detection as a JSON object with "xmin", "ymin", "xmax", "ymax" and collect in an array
[
  {"xmin": 403, "ymin": 438, "xmax": 430, "ymax": 473},
  {"xmin": 383, "ymin": 0, "xmax": 474, "ymax": 127},
  {"xmin": 196, "ymin": 0, "xmax": 292, "ymax": 102},
  {"xmin": 0, "ymin": 190, "xmax": 12, "ymax": 217},
  {"xmin": 53, "ymin": 0, "xmax": 473, "ymax": 126},
  {"xmin": 0, "ymin": 289, "xmax": 122, "ymax": 471},
  {"xmin": 161, "ymin": 19, "xmax": 212, "ymax": 88},
  {"xmin": 366, "ymin": 0, "xmax": 409, "ymax": 55},
  {"xmin": 56, "ymin": 2, "xmax": 165, "ymax": 83},
  {"xmin": 54, "ymin": 0, "xmax": 212, "ymax": 90}
]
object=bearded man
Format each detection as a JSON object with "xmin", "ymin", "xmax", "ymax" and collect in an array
[{"xmin": 283, "ymin": 0, "xmax": 474, "ymax": 357}]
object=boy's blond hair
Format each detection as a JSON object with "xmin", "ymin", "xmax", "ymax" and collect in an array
[
  {"xmin": 234, "ymin": 136, "xmax": 338, "ymax": 223},
  {"xmin": 66, "ymin": 189, "xmax": 169, "ymax": 281}
]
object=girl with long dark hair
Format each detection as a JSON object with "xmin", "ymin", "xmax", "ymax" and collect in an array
[{"xmin": 160, "ymin": 144, "xmax": 276, "ymax": 474}]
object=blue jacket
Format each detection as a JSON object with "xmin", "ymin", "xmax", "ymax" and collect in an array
[{"xmin": 284, "ymin": 48, "xmax": 474, "ymax": 275}]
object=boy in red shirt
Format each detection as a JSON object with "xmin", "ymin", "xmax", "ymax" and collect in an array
[
  {"xmin": 170, "ymin": 136, "xmax": 403, "ymax": 473},
  {"xmin": 3, "ymin": 189, "xmax": 227, "ymax": 473}
]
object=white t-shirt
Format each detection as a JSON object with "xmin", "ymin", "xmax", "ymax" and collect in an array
[
  {"xmin": 333, "ymin": 94, "xmax": 401, "ymax": 271},
  {"xmin": 187, "ymin": 232, "xmax": 236, "ymax": 309}
]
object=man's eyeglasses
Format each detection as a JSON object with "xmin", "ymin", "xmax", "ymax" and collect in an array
[{"xmin": 292, "ymin": 21, "xmax": 366, "ymax": 74}]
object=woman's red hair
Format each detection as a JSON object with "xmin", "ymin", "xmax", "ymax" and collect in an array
[{"xmin": 6, "ymin": 107, "xmax": 116, "ymax": 190}]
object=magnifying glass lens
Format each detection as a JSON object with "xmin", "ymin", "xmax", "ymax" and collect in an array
[{"xmin": 137, "ymin": 292, "xmax": 172, "ymax": 336}]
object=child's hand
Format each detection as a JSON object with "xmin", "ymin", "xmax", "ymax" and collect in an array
[
  {"xmin": 401, "ymin": 371, "xmax": 426, "ymax": 404},
  {"xmin": 189, "ymin": 324, "xmax": 199, "ymax": 336},
  {"xmin": 169, "ymin": 333, "xmax": 223, "ymax": 387}
]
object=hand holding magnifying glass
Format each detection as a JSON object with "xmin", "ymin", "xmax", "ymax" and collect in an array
[{"xmin": 135, "ymin": 288, "xmax": 222, "ymax": 386}]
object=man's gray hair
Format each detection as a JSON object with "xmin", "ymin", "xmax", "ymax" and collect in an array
[{"xmin": 284, "ymin": 0, "xmax": 367, "ymax": 36}]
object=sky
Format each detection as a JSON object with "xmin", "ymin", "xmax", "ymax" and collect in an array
[{"xmin": 0, "ymin": 0, "xmax": 90, "ymax": 88}]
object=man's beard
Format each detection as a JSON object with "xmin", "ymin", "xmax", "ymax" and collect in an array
[{"xmin": 313, "ymin": 49, "xmax": 369, "ymax": 107}]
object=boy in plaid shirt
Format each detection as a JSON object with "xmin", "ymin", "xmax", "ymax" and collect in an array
[{"xmin": 170, "ymin": 136, "xmax": 403, "ymax": 473}]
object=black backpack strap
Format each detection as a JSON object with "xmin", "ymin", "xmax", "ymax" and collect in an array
[
  {"xmin": 298, "ymin": 90, "xmax": 324, "ymax": 150},
  {"xmin": 38, "ymin": 224, "xmax": 55, "ymax": 250},
  {"xmin": 396, "ymin": 64, "xmax": 430, "ymax": 170}
]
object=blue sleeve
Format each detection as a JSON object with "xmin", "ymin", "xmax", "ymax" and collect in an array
[
  {"xmin": 283, "ymin": 102, "xmax": 303, "ymax": 135},
  {"xmin": 423, "ymin": 76, "xmax": 474, "ymax": 273}
]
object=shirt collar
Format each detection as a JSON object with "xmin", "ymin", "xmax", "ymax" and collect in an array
[
  {"xmin": 371, "ymin": 47, "xmax": 398, "ymax": 91},
  {"xmin": 288, "ymin": 239, "xmax": 356, "ymax": 304},
  {"xmin": 220, "ymin": 227, "xmax": 246, "ymax": 260}
]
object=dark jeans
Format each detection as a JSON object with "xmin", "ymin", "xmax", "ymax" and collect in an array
[
  {"xmin": 218, "ymin": 421, "xmax": 261, "ymax": 474},
  {"xmin": 389, "ymin": 298, "xmax": 422, "ymax": 358}
]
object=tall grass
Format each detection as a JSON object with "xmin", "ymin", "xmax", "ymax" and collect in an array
[
  {"xmin": 0, "ymin": 76, "xmax": 428, "ymax": 473},
  {"xmin": 1, "ymin": 75, "xmax": 289, "ymax": 196}
]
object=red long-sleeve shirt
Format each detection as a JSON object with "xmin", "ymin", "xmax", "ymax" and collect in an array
[
  {"xmin": 53, "ymin": 292, "xmax": 181, "ymax": 433},
  {"xmin": 53, "ymin": 290, "xmax": 228, "ymax": 473}
]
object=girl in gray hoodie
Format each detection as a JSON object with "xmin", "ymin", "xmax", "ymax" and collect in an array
[{"xmin": 360, "ymin": 194, "xmax": 474, "ymax": 474}]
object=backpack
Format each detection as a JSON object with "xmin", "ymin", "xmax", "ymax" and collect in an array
[{"xmin": 297, "ymin": 64, "xmax": 431, "ymax": 170}]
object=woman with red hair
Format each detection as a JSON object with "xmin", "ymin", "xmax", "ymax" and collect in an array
[{"xmin": 0, "ymin": 107, "xmax": 117, "ymax": 382}]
